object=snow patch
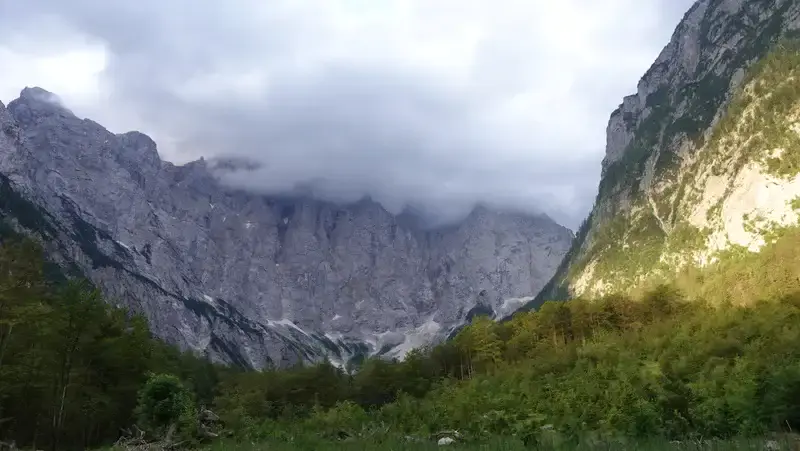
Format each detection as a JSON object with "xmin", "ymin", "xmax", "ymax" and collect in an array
[
  {"xmin": 115, "ymin": 240, "xmax": 131, "ymax": 251},
  {"xmin": 384, "ymin": 319, "xmax": 442, "ymax": 360},
  {"xmin": 318, "ymin": 332, "xmax": 364, "ymax": 370},
  {"xmin": 376, "ymin": 330, "xmax": 405, "ymax": 351},
  {"xmin": 362, "ymin": 335, "xmax": 379, "ymax": 351},
  {"xmin": 496, "ymin": 296, "xmax": 534, "ymax": 318},
  {"xmin": 327, "ymin": 355, "xmax": 346, "ymax": 370},
  {"xmin": 331, "ymin": 314, "xmax": 342, "ymax": 321},
  {"xmin": 266, "ymin": 318, "xmax": 311, "ymax": 337}
]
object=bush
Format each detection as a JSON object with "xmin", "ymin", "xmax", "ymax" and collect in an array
[
  {"xmin": 135, "ymin": 373, "xmax": 197, "ymax": 438},
  {"xmin": 304, "ymin": 401, "xmax": 372, "ymax": 439}
]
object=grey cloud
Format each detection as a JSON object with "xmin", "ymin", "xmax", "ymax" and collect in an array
[{"xmin": 0, "ymin": 0, "xmax": 696, "ymax": 229}]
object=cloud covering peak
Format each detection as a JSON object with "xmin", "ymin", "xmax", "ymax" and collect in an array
[{"xmin": 0, "ymin": 0, "xmax": 695, "ymax": 228}]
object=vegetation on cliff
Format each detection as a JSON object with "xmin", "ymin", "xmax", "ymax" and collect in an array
[
  {"xmin": 5, "ymin": 231, "xmax": 800, "ymax": 449},
  {"xmin": 553, "ymin": 38, "xmax": 800, "ymax": 299}
]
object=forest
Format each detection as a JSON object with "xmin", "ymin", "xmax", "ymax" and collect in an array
[
  {"xmin": 0, "ymin": 237, "xmax": 221, "ymax": 450},
  {"xmin": 3, "ymin": 231, "xmax": 800, "ymax": 450}
]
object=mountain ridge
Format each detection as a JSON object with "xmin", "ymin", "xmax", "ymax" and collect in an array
[
  {"xmin": 0, "ymin": 88, "xmax": 572, "ymax": 369},
  {"xmin": 526, "ymin": 0, "xmax": 800, "ymax": 309}
]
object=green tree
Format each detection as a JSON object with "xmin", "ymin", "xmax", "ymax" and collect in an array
[
  {"xmin": 135, "ymin": 373, "xmax": 196, "ymax": 437},
  {"xmin": 48, "ymin": 280, "xmax": 107, "ymax": 449},
  {"xmin": 535, "ymin": 301, "xmax": 573, "ymax": 347},
  {"xmin": 0, "ymin": 238, "xmax": 48, "ymax": 370},
  {"xmin": 462, "ymin": 316, "xmax": 502, "ymax": 373}
]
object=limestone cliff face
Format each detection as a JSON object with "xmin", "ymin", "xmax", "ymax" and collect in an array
[
  {"xmin": 0, "ymin": 87, "xmax": 572, "ymax": 369},
  {"xmin": 534, "ymin": 0, "xmax": 800, "ymax": 303}
]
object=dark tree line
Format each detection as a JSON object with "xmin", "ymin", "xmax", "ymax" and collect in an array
[{"xmin": 0, "ymin": 237, "xmax": 221, "ymax": 450}]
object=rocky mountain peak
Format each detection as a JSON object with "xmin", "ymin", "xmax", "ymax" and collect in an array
[
  {"xmin": 18, "ymin": 86, "xmax": 61, "ymax": 104},
  {"xmin": 0, "ymin": 87, "xmax": 573, "ymax": 369},
  {"xmin": 9, "ymin": 87, "xmax": 75, "ymax": 124},
  {"xmin": 117, "ymin": 131, "xmax": 162, "ymax": 169},
  {"xmin": 535, "ymin": 0, "xmax": 800, "ymax": 305}
]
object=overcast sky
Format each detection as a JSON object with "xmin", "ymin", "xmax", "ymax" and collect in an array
[{"xmin": 0, "ymin": 0, "xmax": 695, "ymax": 229}]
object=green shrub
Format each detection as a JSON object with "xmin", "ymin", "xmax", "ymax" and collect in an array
[{"xmin": 134, "ymin": 373, "xmax": 197, "ymax": 438}]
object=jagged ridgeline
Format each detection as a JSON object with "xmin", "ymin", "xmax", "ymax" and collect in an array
[
  {"xmin": 529, "ymin": 0, "xmax": 800, "ymax": 308},
  {"xmin": 0, "ymin": 84, "xmax": 572, "ymax": 369}
]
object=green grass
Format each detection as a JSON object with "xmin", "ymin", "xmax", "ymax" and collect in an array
[
  {"xmin": 201, "ymin": 437, "xmax": 525, "ymax": 451},
  {"xmin": 197, "ymin": 436, "xmax": 800, "ymax": 451}
]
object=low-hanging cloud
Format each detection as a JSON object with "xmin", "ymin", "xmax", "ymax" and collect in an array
[{"xmin": 0, "ymin": 0, "xmax": 695, "ymax": 228}]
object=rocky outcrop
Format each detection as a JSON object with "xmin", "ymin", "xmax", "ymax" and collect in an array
[
  {"xmin": 0, "ymin": 87, "xmax": 572, "ymax": 369},
  {"xmin": 533, "ymin": 0, "xmax": 800, "ymax": 304}
]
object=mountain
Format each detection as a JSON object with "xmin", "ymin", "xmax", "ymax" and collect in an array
[
  {"xmin": 0, "ymin": 87, "xmax": 572, "ymax": 369},
  {"xmin": 528, "ymin": 0, "xmax": 800, "ymax": 306}
]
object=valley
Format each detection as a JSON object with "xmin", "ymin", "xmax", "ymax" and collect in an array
[{"xmin": 3, "ymin": 0, "xmax": 800, "ymax": 449}]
